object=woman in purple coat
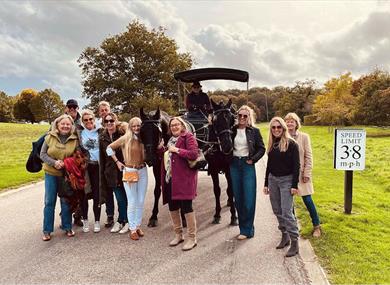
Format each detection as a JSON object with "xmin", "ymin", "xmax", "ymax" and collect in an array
[{"xmin": 158, "ymin": 117, "xmax": 199, "ymax": 251}]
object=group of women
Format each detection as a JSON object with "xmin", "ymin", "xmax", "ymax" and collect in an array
[{"xmin": 39, "ymin": 103, "xmax": 320, "ymax": 256}]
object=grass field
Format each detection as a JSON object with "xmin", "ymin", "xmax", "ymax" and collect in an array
[
  {"xmin": 258, "ymin": 123, "xmax": 390, "ymax": 284},
  {"xmin": 0, "ymin": 123, "xmax": 48, "ymax": 190}
]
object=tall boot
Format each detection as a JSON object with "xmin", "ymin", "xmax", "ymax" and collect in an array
[
  {"xmin": 182, "ymin": 212, "xmax": 197, "ymax": 251},
  {"xmin": 169, "ymin": 210, "xmax": 184, "ymax": 246},
  {"xmin": 285, "ymin": 238, "xmax": 299, "ymax": 257},
  {"xmin": 276, "ymin": 232, "xmax": 290, "ymax": 249}
]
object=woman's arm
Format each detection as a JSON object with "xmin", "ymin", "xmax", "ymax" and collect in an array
[
  {"xmin": 176, "ymin": 133, "xmax": 198, "ymax": 160},
  {"xmin": 40, "ymin": 141, "xmax": 63, "ymax": 169},
  {"xmin": 251, "ymin": 128, "xmax": 266, "ymax": 163},
  {"xmin": 303, "ymin": 134, "xmax": 313, "ymax": 178}
]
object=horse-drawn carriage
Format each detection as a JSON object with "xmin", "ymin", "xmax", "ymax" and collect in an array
[{"xmin": 174, "ymin": 67, "xmax": 249, "ymax": 156}]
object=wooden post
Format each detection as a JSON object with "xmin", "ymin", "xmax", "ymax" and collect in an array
[{"xmin": 344, "ymin": 170, "xmax": 353, "ymax": 214}]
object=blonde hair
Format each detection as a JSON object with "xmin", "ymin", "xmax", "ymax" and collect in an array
[
  {"xmin": 98, "ymin": 101, "xmax": 110, "ymax": 110},
  {"xmin": 122, "ymin": 117, "xmax": 142, "ymax": 162},
  {"xmin": 237, "ymin": 105, "xmax": 256, "ymax": 127},
  {"xmin": 284, "ymin": 112, "xmax": 301, "ymax": 130},
  {"xmin": 267, "ymin": 117, "xmax": 291, "ymax": 153},
  {"xmin": 81, "ymin": 109, "xmax": 95, "ymax": 120},
  {"xmin": 52, "ymin": 114, "xmax": 75, "ymax": 135}
]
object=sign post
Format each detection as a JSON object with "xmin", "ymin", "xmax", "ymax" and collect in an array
[{"xmin": 334, "ymin": 129, "xmax": 366, "ymax": 214}]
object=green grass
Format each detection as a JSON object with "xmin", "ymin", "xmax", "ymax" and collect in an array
[
  {"xmin": 0, "ymin": 123, "xmax": 48, "ymax": 190},
  {"xmin": 258, "ymin": 123, "xmax": 390, "ymax": 284}
]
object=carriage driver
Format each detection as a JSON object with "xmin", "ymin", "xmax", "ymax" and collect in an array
[{"xmin": 185, "ymin": 81, "xmax": 211, "ymax": 119}]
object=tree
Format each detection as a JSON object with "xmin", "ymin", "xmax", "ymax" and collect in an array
[
  {"xmin": 13, "ymin": 89, "xmax": 38, "ymax": 123},
  {"xmin": 128, "ymin": 93, "xmax": 176, "ymax": 118},
  {"xmin": 30, "ymin": 89, "xmax": 64, "ymax": 123},
  {"xmin": 312, "ymin": 73, "xmax": 356, "ymax": 126},
  {"xmin": 352, "ymin": 69, "xmax": 390, "ymax": 125},
  {"xmin": 78, "ymin": 20, "xmax": 193, "ymax": 113},
  {"xmin": 273, "ymin": 79, "xmax": 318, "ymax": 120},
  {"xmin": 0, "ymin": 91, "xmax": 14, "ymax": 122}
]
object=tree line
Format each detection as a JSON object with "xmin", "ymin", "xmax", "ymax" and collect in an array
[{"xmin": 1, "ymin": 20, "xmax": 389, "ymax": 126}]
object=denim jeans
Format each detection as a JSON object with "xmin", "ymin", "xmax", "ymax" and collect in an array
[
  {"xmin": 302, "ymin": 195, "xmax": 320, "ymax": 226},
  {"xmin": 105, "ymin": 187, "xmax": 115, "ymax": 218},
  {"xmin": 43, "ymin": 173, "xmax": 72, "ymax": 233},
  {"xmin": 123, "ymin": 167, "xmax": 148, "ymax": 231},
  {"xmin": 113, "ymin": 186, "xmax": 128, "ymax": 223},
  {"xmin": 230, "ymin": 157, "xmax": 257, "ymax": 238},
  {"xmin": 268, "ymin": 174, "xmax": 299, "ymax": 239}
]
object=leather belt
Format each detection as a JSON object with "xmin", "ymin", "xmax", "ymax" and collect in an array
[{"xmin": 125, "ymin": 163, "xmax": 146, "ymax": 169}]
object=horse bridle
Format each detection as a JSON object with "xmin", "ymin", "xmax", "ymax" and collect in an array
[
  {"xmin": 141, "ymin": 119, "xmax": 163, "ymax": 151},
  {"xmin": 211, "ymin": 108, "xmax": 234, "ymax": 154}
]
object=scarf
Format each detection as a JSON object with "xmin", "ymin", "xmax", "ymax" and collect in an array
[
  {"xmin": 63, "ymin": 152, "xmax": 86, "ymax": 190},
  {"xmin": 165, "ymin": 136, "xmax": 179, "ymax": 183}
]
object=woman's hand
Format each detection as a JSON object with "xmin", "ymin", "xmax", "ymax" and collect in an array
[
  {"xmin": 157, "ymin": 141, "xmax": 164, "ymax": 149},
  {"xmin": 290, "ymin": 188, "xmax": 299, "ymax": 195},
  {"xmin": 54, "ymin": 160, "xmax": 64, "ymax": 170},
  {"xmin": 168, "ymin": 145, "xmax": 179, "ymax": 153},
  {"xmin": 263, "ymin": 186, "xmax": 269, "ymax": 195},
  {"xmin": 302, "ymin": 176, "xmax": 310, "ymax": 183},
  {"xmin": 116, "ymin": 161, "xmax": 125, "ymax": 171},
  {"xmin": 246, "ymin": 159, "xmax": 253, "ymax": 165}
]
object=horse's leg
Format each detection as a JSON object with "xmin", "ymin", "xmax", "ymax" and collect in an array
[
  {"xmin": 211, "ymin": 172, "xmax": 222, "ymax": 224},
  {"xmin": 225, "ymin": 169, "xmax": 238, "ymax": 226},
  {"xmin": 148, "ymin": 163, "xmax": 161, "ymax": 227}
]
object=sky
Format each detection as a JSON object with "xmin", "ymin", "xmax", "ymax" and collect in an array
[{"xmin": 1, "ymin": 0, "xmax": 390, "ymax": 106}]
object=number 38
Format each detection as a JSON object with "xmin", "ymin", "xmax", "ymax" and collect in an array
[{"xmin": 341, "ymin": 145, "xmax": 361, "ymax": 159}]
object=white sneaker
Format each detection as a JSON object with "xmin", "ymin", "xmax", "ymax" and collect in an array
[
  {"xmin": 94, "ymin": 221, "xmax": 101, "ymax": 233},
  {"xmin": 82, "ymin": 220, "xmax": 89, "ymax": 233},
  {"xmin": 119, "ymin": 223, "xmax": 129, "ymax": 234},
  {"xmin": 111, "ymin": 222, "xmax": 123, "ymax": 233}
]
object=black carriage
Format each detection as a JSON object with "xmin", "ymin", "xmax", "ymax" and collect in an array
[{"xmin": 174, "ymin": 67, "xmax": 249, "ymax": 156}]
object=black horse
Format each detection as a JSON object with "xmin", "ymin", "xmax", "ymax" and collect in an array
[{"xmin": 139, "ymin": 101, "xmax": 237, "ymax": 226}]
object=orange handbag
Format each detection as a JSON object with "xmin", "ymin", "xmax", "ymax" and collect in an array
[{"xmin": 122, "ymin": 170, "xmax": 139, "ymax": 183}]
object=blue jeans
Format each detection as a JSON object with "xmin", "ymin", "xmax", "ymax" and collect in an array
[
  {"xmin": 123, "ymin": 167, "xmax": 148, "ymax": 231},
  {"xmin": 230, "ymin": 157, "xmax": 257, "ymax": 237},
  {"xmin": 43, "ymin": 173, "xmax": 72, "ymax": 233},
  {"xmin": 113, "ymin": 186, "xmax": 128, "ymax": 223},
  {"xmin": 302, "ymin": 195, "xmax": 320, "ymax": 226}
]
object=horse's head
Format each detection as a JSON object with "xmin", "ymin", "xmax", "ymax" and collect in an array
[
  {"xmin": 140, "ymin": 107, "xmax": 162, "ymax": 166},
  {"xmin": 210, "ymin": 99, "xmax": 235, "ymax": 155}
]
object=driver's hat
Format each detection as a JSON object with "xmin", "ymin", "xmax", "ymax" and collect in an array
[{"xmin": 192, "ymin": 81, "xmax": 202, "ymax": 88}]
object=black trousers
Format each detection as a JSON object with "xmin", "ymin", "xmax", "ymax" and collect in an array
[
  {"xmin": 166, "ymin": 180, "xmax": 193, "ymax": 214},
  {"xmin": 82, "ymin": 163, "xmax": 101, "ymax": 221}
]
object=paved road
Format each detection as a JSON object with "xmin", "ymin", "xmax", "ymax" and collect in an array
[{"xmin": 0, "ymin": 158, "xmax": 311, "ymax": 284}]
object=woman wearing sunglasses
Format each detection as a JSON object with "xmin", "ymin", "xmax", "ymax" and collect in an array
[
  {"xmin": 230, "ymin": 105, "xmax": 265, "ymax": 240},
  {"xmin": 99, "ymin": 113, "xmax": 129, "ymax": 234},
  {"xmin": 263, "ymin": 117, "xmax": 300, "ymax": 257},
  {"xmin": 79, "ymin": 109, "xmax": 102, "ymax": 233}
]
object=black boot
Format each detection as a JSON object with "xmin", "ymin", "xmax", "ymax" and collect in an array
[
  {"xmin": 276, "ymin": 232, "xmax": 290, "ymax": 249},
  {"xmin": 286, "ymin": 239, "xmax": 299, "ymax": 257}
]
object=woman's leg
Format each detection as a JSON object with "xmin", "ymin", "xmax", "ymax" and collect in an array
[
  {"xmin": 113, "ymin": 186, "xmax": 128, "ymax": 223},
  {"xmin": 60, "ymin": 197, "xmax": 72, "ymax": 231},
  {"xmin": 124, "ymin": 180, "xmax": 137, "ymax": 231},
  {"xmin": 268, "ymin": 174, "xmax": 285, "ymax": 233},
  {"xmin": 302, "ymin": 195, "xmax": 320, "ymax": 226},
  {"xmin": 135, "ymin": 167, "xmax": 148, "ymax": 228},
  {"xmin": 229, "ymin": 158, "xmax": 243, "ymax": 231},
  {"xmin": 88, "ymin": 164, "xmax": 101, "ymax": 222},
  {"xmin": 279, "ymin": 176, "xmax": 299, "ymax": 240},
  {"xmin": 240, "ymin": 163, "xmax": 256, "ymax": 237},
  {"xmin": 43, "ymin": 173, "xmax": 58, "ymax": 234}
]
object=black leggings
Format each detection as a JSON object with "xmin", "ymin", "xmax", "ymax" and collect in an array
[
  {"xmin": 82, "ymin": 163, "xmax": 101, "ymax": 221},
  {"xmin": 166, "ymin": 180, "xmax": 193, "ymax": 214}
]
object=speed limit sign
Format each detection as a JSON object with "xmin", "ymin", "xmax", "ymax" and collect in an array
[{"xmin": 334, "ymin": 129, "xmax": 366, "ymax": 170}]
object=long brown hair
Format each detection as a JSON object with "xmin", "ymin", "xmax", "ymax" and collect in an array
[{"xmin": 267, "ymin": 117, "xmax": 291, "ymax": 153}]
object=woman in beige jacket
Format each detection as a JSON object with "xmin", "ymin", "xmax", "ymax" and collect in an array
[{"xmin": 285, "ymin": 113, "xmax": 321, "ymax": 237}]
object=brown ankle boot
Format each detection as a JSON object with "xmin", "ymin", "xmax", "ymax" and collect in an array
[
  {"xmin": 169, "ymin": 210, "xmax": 184, "ymax": 246},
  {"xmin": 182, "ymin": 212, "xmax": 197, "ymax": 251}
]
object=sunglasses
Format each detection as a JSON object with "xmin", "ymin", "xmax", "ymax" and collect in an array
[
  {"xmin": 104, "ymin": 119, "xmax": 115, "ymax": 124},
  {"xmin": 83, "ymin": 117, "xmax": 94, "ymax": 122},
  {"xmin": 67, "ymin": 105, "xmax": 78, "ymax": 110},
  {"xmin": 238, "ymin": 114, "xmax": 248, "ymax": 119},
  {"xmin": 271, "ymin": 125, "xmax": 282, "ymax": 130}
]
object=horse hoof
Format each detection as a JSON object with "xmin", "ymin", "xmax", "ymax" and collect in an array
[
  {"xmin": 147, "ymin": 219, "xmax": 158, "ymax": 227},
  {"xmin": 230, "ymin": 218, "xmax": 238, "ymax": 226},
  {"xmin": 212, "ymin": 217, "xmax": 221, "ymax": 224}
]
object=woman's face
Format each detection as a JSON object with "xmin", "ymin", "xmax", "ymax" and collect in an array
[
  {"xmin": 58, "ymin": 118, "xmax": 73, "ymax": 135},
  {"xmin": 285, "ymin": 119, "xmax": 297, "ymax": 133},
  {"xmin": 271, "ymin": 121, "xmax": 284, "ymax": 138},
  {"xmin": 104, "ymin": 115, "xmax": 116, "ymax": 132},
  {"xmin": 82, "ymin": 114, "xmax": 95, "ymax": 130},
  {"xmin": 131, "ymin": 120, "xmax": 141, "ymax": 135},
  {"xmin": 170, "ymin": 119, "xmax": 184, "ymax": 137},
  {"xmin": 238, "ymin": 109, "xmax": 250, "ymax": 127}
]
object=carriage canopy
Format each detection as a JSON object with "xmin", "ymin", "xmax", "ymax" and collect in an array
[{"xmin": 174, "ymin": 68, "xmax": 249, "ymax": 83}]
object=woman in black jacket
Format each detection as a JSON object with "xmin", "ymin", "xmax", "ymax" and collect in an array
[
  {"xmin": 230, "ymin": 105, "xmax": 265, "ymax": 240},
  {"xmin": 263, "ymin": 117, "xmax": 300, "ymax": 257},
  {"xmin": 99, "ymin": 113, "xmax": 128, "ymax": 233}
]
